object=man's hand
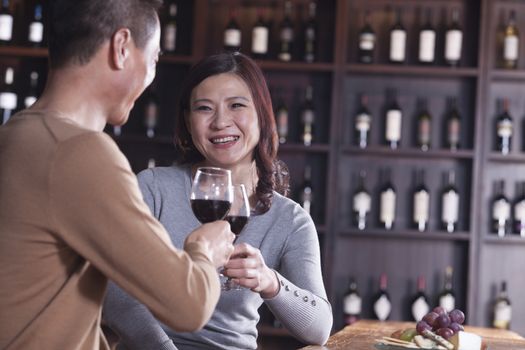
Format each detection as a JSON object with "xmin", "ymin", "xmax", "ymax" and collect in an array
[{"xmin": 185, "ymin": 221, "xmax": 235, "ymax": 268}]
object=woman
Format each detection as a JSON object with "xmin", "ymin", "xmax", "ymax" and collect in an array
[{"xmin": 103, "ymin": 52, "xmax": 332, "ymax": 349}]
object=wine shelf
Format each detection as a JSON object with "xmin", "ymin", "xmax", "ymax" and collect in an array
[
  {"xmin": 484, "ymin": 235, "xmax": 525, "ymax": 245},
  {"xmin": 257, "ymin": 60, "xmax": 335, "ymax": 73},
  {"xmin": 111, "ymin": 134, "xmax": 174, "ymax": 145},
  {"xmin": 490, "ymin": 69, "xmax": 525, "ymax": 82},
  {"xmin": 345, "ymin": 64, "xmax": 479, "ymax": 78},
  {"xmin": 278, "ymin": 143, "xmax": 330, "ymax": 154},
  {"xmin": 342, "ymin": 146, "xmax": 475, "ymax": 160},
  {"xmin": 160, "ymin": 54, "xmax": 196, "ymax": 65},
  {"xmin": 487, "ymin": 152, "xmax": 525, "ymax": 163},
  {"xmin": 339, "ymin": 228, "xmax": 471, "ymax": 241},
  {"xmin": 0, "ymin": 46, "xmax": 48, "ymax": 58}
]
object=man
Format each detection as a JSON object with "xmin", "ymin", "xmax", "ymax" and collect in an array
[{"xmin": 0, "ymin": 1, "xmax": 234, "ymax": 349}]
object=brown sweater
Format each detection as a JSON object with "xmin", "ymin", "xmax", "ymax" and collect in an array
[{"xmin": 0, "ymin": 110, "xmax": 220, "ymax": 349}]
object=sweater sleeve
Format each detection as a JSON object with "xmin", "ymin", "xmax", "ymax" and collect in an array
[
  {"xmin": 103, "ymin": 168, "xmax": 178, "ymax": 350},
  {"xmin": 264, "ymin": 206, "xmax": 333, "ymax": 345},
  {"xmin": 49, "ymin": 133, "xmax": 220, "ymax": 333}
]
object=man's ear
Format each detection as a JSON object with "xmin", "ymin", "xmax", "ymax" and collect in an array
[{"xmin": 111, "ymin": 28, "xmax": 132, "ymax": 70}]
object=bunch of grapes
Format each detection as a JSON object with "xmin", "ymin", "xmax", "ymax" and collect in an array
[{"xmin": 416, "ymin": 307, "xmax": 465, "ymax": 340}]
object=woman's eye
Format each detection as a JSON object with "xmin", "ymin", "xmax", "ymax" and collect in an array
[
  {"xmin": 195, "ymin": 105, "xmax": 212, "ymax": 112},
  {"xmin": 231, "ymin": 103, "xmax": 246, "ymax": 109}
]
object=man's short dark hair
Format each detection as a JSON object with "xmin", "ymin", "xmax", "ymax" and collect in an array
[{"xmin": 48, "ymin": 0, "xmax": 163, "ymax": 68}]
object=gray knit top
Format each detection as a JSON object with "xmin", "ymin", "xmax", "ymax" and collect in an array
[{"xmin": 103, "ymin": 165, "xmax": 333, "ymax": 350}]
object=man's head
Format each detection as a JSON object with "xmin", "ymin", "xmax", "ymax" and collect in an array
[{"xmin": 48, "ymin": 0, "xmax": 162, "ymax": 68}]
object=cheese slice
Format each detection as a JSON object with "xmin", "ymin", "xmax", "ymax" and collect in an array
[{"xmin": 450, "ymin": 331, "xmax": 482, "ymax": 350}]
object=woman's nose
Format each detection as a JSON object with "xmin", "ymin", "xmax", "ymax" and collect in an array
[{"xmin": 211, "ymin": 106, "xmax": 233, "ymax": 129}]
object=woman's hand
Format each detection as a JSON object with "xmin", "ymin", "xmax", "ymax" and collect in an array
[{"xmin": 222, "ymin": 243, "xmax": 279, "ymax": 298}]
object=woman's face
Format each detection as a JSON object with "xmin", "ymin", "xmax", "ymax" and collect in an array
[{"xmin": 187, "ymin": 73, "xmax": 261, "ymax": 169}]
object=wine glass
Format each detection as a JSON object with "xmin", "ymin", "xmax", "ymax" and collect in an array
[
  {"xmin": 190, "ymin": 167, "xmax": 233, "ymax": 223},
  {"xmin": 222, "ymin": 184, "xmax": 250, "ymax": 291}
]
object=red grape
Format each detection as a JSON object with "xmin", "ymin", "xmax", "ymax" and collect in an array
[
  {"xmin": 432, "ymin": 306, "xmax": 447, "ymax": 316},
  {"xmin": 416, "ymin": 320, "xmax": 432, "ymax": 335},
  {"xmin": 449, "ymin": 322, "xmax": 464, "ymax": 334},
  {"xmin": 449, "ymin": 309, "xmax": 465, "ymax": 325},
  {"xmin": 422, "ymin": 312, "xmax": 439, "ymax": 328},
  {"xmin": 436, "ymin": 314, "xmax": 451, "ymax": 329},
  {"xmin": 436, "ymin": 327, "xmax": 454, "ymax": 340}
]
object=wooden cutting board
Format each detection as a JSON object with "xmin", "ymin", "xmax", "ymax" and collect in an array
[{"xmin": 300, "ymin": 320, "xmax": 525, "ymax": 350}]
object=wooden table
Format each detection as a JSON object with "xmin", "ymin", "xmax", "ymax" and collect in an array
[{"xmin": 300, "ymin": 320, "xmax": 525, "ymax": 350}]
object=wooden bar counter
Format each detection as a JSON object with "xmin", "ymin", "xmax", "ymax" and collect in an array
[{"xmin": 301, "ymin": 320, "xmax": 525, "ymax": 350}]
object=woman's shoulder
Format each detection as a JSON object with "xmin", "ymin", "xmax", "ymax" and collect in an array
[
  {"xmin": 267, "ymin": 191, "xmax": 314, "ymax": 227},
  {"xmin": 137, "ymin": 163, "xmax": 191, "ymax": 187}
]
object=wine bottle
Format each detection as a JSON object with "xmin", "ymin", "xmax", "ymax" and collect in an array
[
  {"xmin": 417, "ymin": 98, "xmax": 432, "ymax": 151},
  {"xmin": 438, "ymin": 266, "xmax": 456, "ymax": 313},
  {"xmin": 445, "ymin": 8, "xmax": 463, "ymax": 67},
  {"xmin": 441, "ymin": 170, "xmax": 459, "ymax": 233},
  {"xmin": 278, "ymin": 1, "xmax": 294, "ymax": 62},
  {"xmin": 413, "ymin": 169, "xmax": 430, "ymax": 232},
  {"xmin": 502, "ymin": 10, "xmax": 519, "ymax": 69},
  {"xmin": 0, "ymin": 67, "xmax": 17, "ymax": 125},
  {"xmin": 251, "ymin": 8, "xmax": 269, "ymax": 58},
  {"xmin": 300, "ymin": 165, "xmax": 313, "ymax": 215},
  {"xmin": 493, "ymin": 281, "xmax": 512, "ymax": 330},
  {"xmin": 162, "ymin": 2, "xmax": 177, "ymax": 53},
  {"xmin": 373, "ymin": 273, "xmax": 392, "ymax": 321},
  {"xmin": 28, "ymin": 3, "xmax": 44, "ymax": 47},
  {"xmin": 301, "ymin": 85, "xmax": 315, "ymax": 146},
  {"xmin": 144, "ymin": 88, "xmax": 159, "ymax": 138},
  {"xmin": 353, "ymin": 171, "xmax": 371, "ymax": 230},
  {"xmin": 385, "ymin": 90, "xmax": 402, "ymax": 149},
  {"xmin": 496, "ymin": 98, "xmax": 513, "ymax": 155},
  {"xmin": 224, "ymin": 8, "xmax": 241, "ymax": 52},
  {"xmin": 418, "ymin": 8, "xmax": 436, "ymax": 65},
  {"xmin": 275, "ymin": 94, "xmax": 288, "ymax": 144},
  {"xmin": 389, "ymin": 8, "xmax": 406, "ymax": 64},
  {"xmin": 411, "ymin": 275, "xmax": 430, "ymax": 321},
  {"xmin": 379, "ymin": 168, "xmax": 396, "ymax": 230},
  {"xmin": 354, "ymin": 94, "xmax": 371, "ymax": 149},
  {"xmin": 147, "ymin": 158, "xmax": 156, "ymax": 169},
  {"xmin": 304, "ymin": 1, "xmax": 317, "ymax": 63},
  {"xmin": 0, "ymin": 0, "xmax": 13, "ymax": 45},
  {"xmin": 343, "ymin": 277, "xmax": 362, "ymax": 325},
  {"xmin": 24, "ymin": 71, "xmax": 39, "ymax": 108},
  {"xmin": 358, "ymin": 10, "xmax": 375, "ymax": 64},
  {"xmin": 492, "ymin": 180, "xmax": 510, "ymax": 237},
  {"xmin": 446, "ymin": 97, "xmax": 461, "ymax": 150},
  {"xmin": 513, "ymin": 181, "xmax": 525, "ymax": 237}
]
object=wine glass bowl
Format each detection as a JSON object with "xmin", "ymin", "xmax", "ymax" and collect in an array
[{"xmin": 190, "ymin": 167, "xmax": 233, "ymax": 223}]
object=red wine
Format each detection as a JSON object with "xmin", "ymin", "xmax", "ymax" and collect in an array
[
  {"xmin": 191, "ymin": 199, "xmax": 231, "ymax": 223},
  {"xmin": 226, "ymin": 215, "xmax": 248, "ymax": 235}
]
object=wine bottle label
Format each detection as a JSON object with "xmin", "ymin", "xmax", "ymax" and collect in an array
[
  {"xmin": 514, "ymin": 200, "xmax": 525, "ymax": 221},
  {"xmin": 419, "ymin": 30, "xmax": 436, "ymax": 62},
  {"xmin": 276, "ymin": 109, "xmax": 288, "ymax": 140},
  {"xmin": 343, "ymin": 293, "xmax": 362, "ymax": 315},
  {"xmin": 24, "ymin": 96, "xmax": 37, "ymax": 108},
  {"xmin": 0, "ymin": 92, "xmax": 17, "ymax": 110},
  {"xmin": 445, "ymin": 30, "xmax": 463, "ymax": 61},
  {"xmin": 412, "ymin": 296, "xmax": 430, "ymax": 321},
  {"xmin": 145, "ymin": 102, "xmax": 158, "ymax": 129},
  {"xmin": 163, "ymin": 24, "xmax": 177, "ymax": 51},
  {"xmin": 390, "ymin": 30, "xmax": 406, "ymax": 61},
  {"xmin": 418, "ymin": 118, "xmax": 431, "ymax": 145},
  {"xmin": 493, "ymin": 302, "xmax": 512, "ymax": 328},
  {"xmin": 448, "ymin": 118, "xmax": 460, "ymax": 145},
  {"xmin": 0, "ymin": 14, "xmax": 13, "ymax": 41},
  {"xmin": 380, "ymin": 189, "xmax": 396, "ymax": 226},
  {"xmin": 359, "ymin": 33, "xmax": 375, "ymax": 50},
  {"xmin": 147, "ymin": 158, "xmax": 156, "ymax": 169},
  {"xmin": 414, "ymin": 190, "xmax": 430, "ymax": 223},
  {"xmin": 497, "ymin": 119, "xmax": 513, "ymax": 138},
  {"xmin": 442, "ymin": 190, "xmax": 459, "ymax": 224},
  {"xmin": 504, "ymin": 35, "xmax": 519, "ymax": 61},
  {"xmin": 386, "ymin": 109, "xmax": 402, "ymax": 142},
  {"xmin": 252, "ymin": 27, "xmax": 269, "ymax": 54},
  {"xmin": 355, "ymin": 113, "xmax": 371, "ymax": 132},
  {"xmin": 493, "ymin": 199, "xmax": 510, "ymax": 221},
  {"xmin": 301, "ymin": 187, "xmax": 313, "ymax": 214},
  {"xmin": 29, "ymin": 22, "xmax": 44, "ymax": 43},
  {"xmin": 306, "ymin": 27, "xmax": 315, "ymax": 41},
  {"xmin": 374, "ymin": 295, "xmax": 391, "ymax": 321},
  {"xmin": 439, "ymin": 294, "xmax": 455, "ymax": 313},
  {"xmin": 353, "ymin": 191, "xmax": 371, "ymax": 215},
  {"xmin": 280, "ymin": 27, "xmax": 293, "ymax": 42},
  {"xmin": 224, "ymin": 29, "xmax": 241, "ymax": 47}
]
